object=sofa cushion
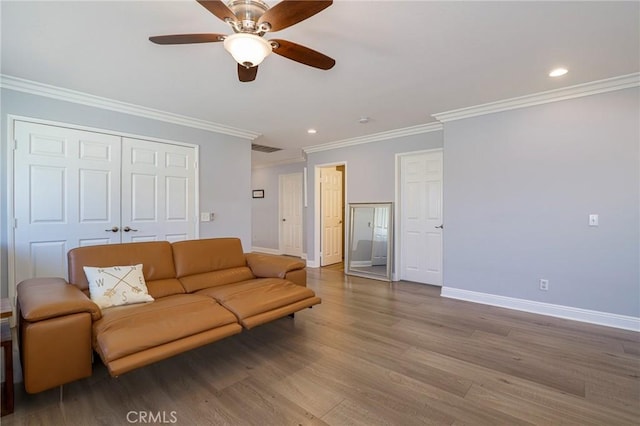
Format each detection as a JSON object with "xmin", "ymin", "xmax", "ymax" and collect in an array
[
  {"xmin": 245, "ymin": 253, "xmax": 306, "ymax": 278},
  {"xmin": 84, "ymin": 264, "xmax": 154, "ymax": 309},
  {"xmin": 145, "ymin": 278, "xmax": 187, "ymax": 299},
  {"xmin": 195, "ymin": 278, "xmax": 318, "ymax": 326},
  {"xmin": 69, "ymin": 241, "xmax": 179, "ymax": 296},
  {"xmin": 93, "ymin": 294, "xmax": 237, "ymax": 363},
  {"xmin": 179, "ymin": 267, "xmax": 255, "ymax": 293},
  {"xmin": 172, "ymin": 238, "xmax": 248, "ymax": 277}
]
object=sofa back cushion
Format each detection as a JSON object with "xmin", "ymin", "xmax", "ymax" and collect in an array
[
  {"xmin": 172, "ymin": 238, "xmax": 255, "ymax": 292},
  {"xmin": 68, "ymin": 241, "xmax": 184, "ymax": 298}
]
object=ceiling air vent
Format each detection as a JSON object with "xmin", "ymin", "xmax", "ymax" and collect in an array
[{"xmin": 251, "ymin": 143, "xmax": 282, "ymax": 153}]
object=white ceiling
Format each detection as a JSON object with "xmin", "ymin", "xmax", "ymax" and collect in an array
[{"xmin": 2, "ymin": 1, "xmax": 639, "ymax": 166}]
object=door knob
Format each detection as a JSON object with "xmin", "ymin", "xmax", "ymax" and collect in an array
[
  {"xmin": 123, "ymin": 226, "xmax": 138, "ymax": 232},
  {"xmin": 282, "ymin": 218, "xmax": 286, "ymax": 222},
  {"xmin": 105, "ymin": 226, "xmax": 119, "ymax": 232},
  {"xmin": 435, "ymin": 224, "xmax": 444, "ymax": 229}
]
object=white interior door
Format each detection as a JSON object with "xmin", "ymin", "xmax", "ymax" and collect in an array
[
  {"xmin": 279, "ymin": 173, "xmax": 303, "ymax": 257},
  {"xmin": 399, "ymin": 150, "xmax": 443, "ymax": 285},
  {"xmin": 13, "ymin": 121, "xmax": 121, "ymax": 286},
  {"xmin": 320, "ymin": 167, "xmax": 343, "ymax": 266},
  {"xmin": 121, "ymin": 138, "xmax": 197, "ymax": 243}
]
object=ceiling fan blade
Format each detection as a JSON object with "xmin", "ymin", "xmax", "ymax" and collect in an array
[
  {"xmin": 258, "ymin": 1, "xmax": 332, "ymax": 32},
  {"xmin": 197, "ymin": 0, "xmax": 237, "ymax": 23},
  {"xmin": 238, "ymin": 64, "xmax": 258, "ymax": 82},
  {"xmin": 271, "ymin": 39, "xmax": 335, "ymax": 70},
  {"xmin": 149, "ymin": 34, "xmax": 225, "ymax": 45}
]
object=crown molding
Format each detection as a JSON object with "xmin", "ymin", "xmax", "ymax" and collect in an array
[
  {"xmin": 303, "ymin": 122, "xmax": 443, "ymax": 154},
  {"xmin": 433, "ymin": 72, "xmax": 640, "ymax": 123},
  {"xmin": 0, "ymin": 74, "xmax": 261, "ymax": 140}
]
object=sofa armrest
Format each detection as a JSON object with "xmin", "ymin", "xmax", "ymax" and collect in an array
[
  {"xmin": 245, "ymin": 253, "xmax": 306, "ymax": 279},
  {"xmin": 18, "ymin": 277, "xmax": 101, "ymax": 322}
]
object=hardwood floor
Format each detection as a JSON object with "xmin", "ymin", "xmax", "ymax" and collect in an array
[
  {"xmin": 4, "ymin": 268, "xmax": 639, "ymax": 425},
  {"xmin": 322, "ymin": 262, "xmax": 344, "ymax": 272}
]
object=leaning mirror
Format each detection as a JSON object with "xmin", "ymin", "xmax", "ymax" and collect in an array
[{"xmin": 346, "ymin": 202, "xmax": 393, "ymax": 282}]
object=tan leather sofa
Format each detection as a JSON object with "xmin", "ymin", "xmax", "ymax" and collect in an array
[{"xmin": 17, "ymin": 238, "xmax": 320, "ymax": 394}]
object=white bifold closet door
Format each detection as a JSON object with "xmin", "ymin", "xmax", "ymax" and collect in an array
[{"xmin": 12, "ymin": 120, "xmax": 197, "ymax": 293}]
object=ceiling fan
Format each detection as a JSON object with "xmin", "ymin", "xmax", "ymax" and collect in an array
[{"xmin": 149, "ymin": 0, "xmax": 335, "ymax": 82}]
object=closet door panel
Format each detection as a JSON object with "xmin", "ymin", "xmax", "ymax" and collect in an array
[
  {"xmin": 121, "ymin": 138, "xmax": 196, "ymax": 243},
  {"xmin": 13, "ymin": 121, "xmax": 121, "ymax": 285}
]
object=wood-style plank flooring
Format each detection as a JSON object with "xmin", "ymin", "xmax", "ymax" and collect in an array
[{"xmin": 3, "ymin": 268, "xmax": 639, "ymax": 425}]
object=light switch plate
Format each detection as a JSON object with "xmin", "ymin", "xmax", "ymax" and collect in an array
[
  {"xmin": 589, "ymin": 214, "xmax": 599, "ymax": 226},
  {"xmin": 200, "ymin": 212, "xmax": 211, "ymax": 222}
]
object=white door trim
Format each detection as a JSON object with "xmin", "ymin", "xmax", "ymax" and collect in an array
[
  {"xmin": 394, "ymin": 148, "xmax": 443, "ymax": 282},
  {"xmin": 6, "ymin": 114, "xmax": 201, "ymax": 149},
  {"xmin": 6, "ymin": 117, "xmax": 18, "ymax": 319},
  {"xmin": 311, "ymin": 161, "xmax": 347, "ymax": 268},
  {"xmin": 6, "ymin": 115, "xmax": 200, "ymax": 312}
]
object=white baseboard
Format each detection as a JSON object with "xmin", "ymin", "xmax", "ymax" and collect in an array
[
  {"xmin": 441, "ymin": 287, "xmax": 640, "ymax": 332},
  {"xmin": 306, "ymin": 259, "xmax": 320, "ymax": 268},
  {"xmin": 251, "ymin": 246, "xmax": 282, "ymax": 255}
]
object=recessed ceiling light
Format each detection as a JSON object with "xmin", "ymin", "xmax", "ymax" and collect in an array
[
  {"xmin": 549, "ymin": 68, "xmax": 568, "ymax": 77},
  {"xmin": 358, "ymin": 117, "xmax": 370, "ymax": 124},
  {"xmin": 307, "ymin": 129, "xmax": 317, "ymax": 134}
]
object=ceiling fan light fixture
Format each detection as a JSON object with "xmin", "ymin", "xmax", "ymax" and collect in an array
[{"xmin": 224, "ymin": 33, "xmax": 272, "ymax": 67}]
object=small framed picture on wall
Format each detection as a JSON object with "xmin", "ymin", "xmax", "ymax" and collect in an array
[{"xmin": 252, "ymin": 189, "xmax": 264, "ymax": 199}]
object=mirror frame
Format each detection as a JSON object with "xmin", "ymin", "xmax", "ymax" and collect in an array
[{"xmin": 345, "ymin": 202, "xmax": 393, "ymax": 282}]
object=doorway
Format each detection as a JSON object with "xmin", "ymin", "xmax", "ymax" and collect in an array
[
  {"xmin": 316, "ymin": 164, "xmax": 345, "ymax": 267},
  {"xmin": 279, "ymin": 172, "xmax": 303, "ymax": 257},
  {"xmin": 396, "ymin": 149, "xmax": 443, "ymax": 285}
]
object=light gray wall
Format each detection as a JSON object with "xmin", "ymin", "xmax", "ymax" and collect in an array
[
  {"xmin": 1, "ymin": 88, "xmax": 252, "ymax": 297},
  {"xmin": 305, "ymin": 131, "xmax": 444, "ymax": 263},
  {"xmin": 443, "ymin": 87, "xmax": 639, "ymax": 317},
  {"xmin": 251, "ymin": 161, "xmax": 305, "ymax": 251}
]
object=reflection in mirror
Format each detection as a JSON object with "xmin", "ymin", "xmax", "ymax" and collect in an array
[{"xmin": 346, "ymin": 203, "xmax": 393, "ymax": 282}]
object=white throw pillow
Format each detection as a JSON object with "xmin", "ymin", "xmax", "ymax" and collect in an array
[{"xmin": 83, "ymin": 264, "xmax": 154, "ymax": 309}]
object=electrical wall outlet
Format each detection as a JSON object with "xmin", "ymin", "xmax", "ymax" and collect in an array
[{"xmin": 539, "ymin": 279, "xmax": 549, "ymax": 291}]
